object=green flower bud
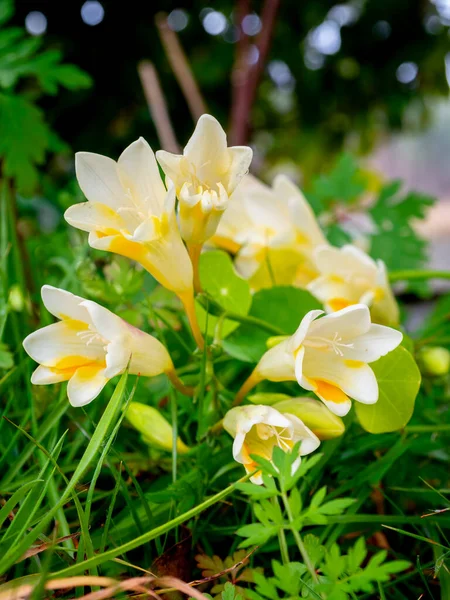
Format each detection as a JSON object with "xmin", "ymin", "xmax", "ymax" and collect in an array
[
  {"xmin": 266, "ymin": 335, "xmax": 290, "ymax": 349},
  {"xmin": 273, "ymin": 397, "xmax": 345, "ymax": 440},
  {"xmin": 417, "ymin": 346, "xmax": 450, "ymax": 377},
  {"xmin": 248, "ymin": 392, "xmax": 292, "ymax": 406},
  {"xmin": 8, "ymin": 284, "xmax": 25, "ymax": 312},
  {"xmin": 126, "ymin": 402, "xmax": 189, "ymax": 454}
]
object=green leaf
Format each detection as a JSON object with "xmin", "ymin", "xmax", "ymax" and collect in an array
[
  {"xmin": 0, "ymin": 343, "xmax": 13, "ymax": 369},
  {"xmin": 222, "ymin": 582, "xmax": 243, "ymax": 600},
  {"xmin": 355, "ymin": 347, "xmax": 421, "ymax": 433},
  {"xmin": 0, "ymin": 0, "xmax": 14, "ymax": 26},
  {"xmin": 369, "ymin": 182, "xmax": 434, "ymax": 271},
  {"xmin": 0, "ymin": 93, "xmax": 49, "ymax": 193},
  {"xmin": 196, "ymin": 250, "xmax": 251, "ymax": 338},
  {"xmin": 224, "ymin": 286, "xmax": 321, "ymax": 362},
  {"xmin": 236, "ymin": 523, "xmax": 277, "ymax": 547},
  {"xmin": 310, "ymin": 153, "xmax": 366, "ymax": 207}
]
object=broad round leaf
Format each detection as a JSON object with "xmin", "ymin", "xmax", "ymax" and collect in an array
[
  {"xmin": 195, "ymin": 250, "xmax": 251, "ymax": 337},
  {"xmin": 355, "ymin": 346, "xmax": 421, "ymax": 433},
  {"xmin": 223, "ymin": 286, "xmax": 322, "ymax": 362}
]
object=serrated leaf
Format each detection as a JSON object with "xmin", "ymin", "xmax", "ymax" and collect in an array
[
  {"xmin": 310, "ymin": 153, "xmax": 366, "ymax": 206},
  {"xmin": 318, "ymin": 497, "xmax": 355, "ymax": 515},
  {"xmin": 310, "ymin": 486, "xmax": 327, "ymax": 509},
  {"xmin": 236, "ymin": 523, "xmax": 276, "ymax": 547},
  {"xmin": 355, "ymin": 346, "xmax": 421, "ymax": 433},
  {"xmin": 0, "ymin": 93, "xmax": 49, "ymax": 193},
  {"xmin": 369, "ymin": 182, "xmax": 434, "ymax": 271}
]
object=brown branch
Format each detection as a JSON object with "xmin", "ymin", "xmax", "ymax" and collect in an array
[
  {"xmin": 137, "ymin": 60, "xmax": 180, "ymax": 153},
  {"xmin": 229, "ymin": 0, "xmax": 281, "ymax": 145},
  {"xmin": 155, "ymin": 12, "xmax": 207, "ymax": 122},
  {"xmin": 229, "ymin": 0, "xmax": 252, "ymax": 145}
]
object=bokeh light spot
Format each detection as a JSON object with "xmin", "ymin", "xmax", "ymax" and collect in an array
[
  {"xmin": 25, "ymin": 11, "xmax": 47, "ymax": 36},
  {"xmin": 81, "ymin": 1, "xmax": 104, "ymax": 26}
]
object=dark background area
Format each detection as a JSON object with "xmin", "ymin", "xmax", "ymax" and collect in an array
[{"xmin": 11, "ymin": 0, "xmax": 450, "ymax": 170}]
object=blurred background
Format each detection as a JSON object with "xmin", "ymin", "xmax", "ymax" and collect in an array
[{"xmin": 3, "ymin": 0, "xmax": 450, "ymax": 287}]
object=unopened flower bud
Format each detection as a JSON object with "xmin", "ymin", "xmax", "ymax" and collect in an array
[
  {"xmin": 418, "ymin": 346, "xmax": 450, "ymax": 377},
  {"xmin": 273, "ymin": 397, "xmax": 345, "ymax": 440},
  {"xmin": 248, "ymin": 392, "xmax": 291, "ymax": 405},
  {"xmin": 266, "ymin": 335, "xmax": 289, "ymax": 349},
  {"xmin": 9, "ymin": 284, "xmax": 25, "ymax": 312},
  {"xmin": 126, "ymin": 402, "xmax": 189, "ymax": 454}
]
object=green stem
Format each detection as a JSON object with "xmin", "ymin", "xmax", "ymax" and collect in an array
[
  {"xmin": 281, "ymin": 491, "xmax": 318, "ymax": 584},
  {"xmin": 405, "ymin": 424, "xmax": 450, "ymax": 433},
  {"xmin": 224, "ymin": 312, "xmax": 286, "ymax": 336},
  {"xmin": 273, "ymin": 497, "xmax": 290, "ymax": 564},
  {"xmin": 389, "ymin": 270, "xmax": 450, "ymax": 282},
  {"xmin": 49, "ymin": 474, "xmax": 249, "ymax": 578},
  {"xmin": 170, "ymin": 388, "xmax": 178, "ymax": 484}
]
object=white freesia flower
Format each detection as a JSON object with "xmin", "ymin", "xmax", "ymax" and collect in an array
[
  {"xmin": 156, "ymin": 114, "xmax": 253, "ymax": 245},
  {"xmin": 23, "ymin": 286, "xmax": 183, "ymax": 407},
  {"xmin": 64, "ymin": 138, "xmax": 204, "ymax": 347},
  {"xmin": 308, "ymin": 244, "xmax": 399, "ymax": 325},
  {"xmin": 237, "ymin": 305, "xmax": 402, "ymax": 417},
  {"xmin": 223, "ymin": 404, "xmax": 320, "ymax": 484},
  {"xmin": 214, "ymin": 174, "xmax": 328, "ymax": 289}
]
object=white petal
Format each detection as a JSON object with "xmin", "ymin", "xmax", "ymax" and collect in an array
[
  {"xmin": 307, "ymin": 276, "xmax": 357, "ymax": 312},
  {"xmin": 303, "ymin": 348, "xmax": 379, "ymax": 406},
  {"xmin": 75, "ymin": 152, "xmax": 125, "ymax": 209},
  {"xmin": 183, "ymin": 115, "xmax": 229, "ymax": 177},
  {"xmin": 67, "ymin": 365, "xmax": 109, "ymax": 407},
  {"xmin": 88, "ymin": 230, "xmax": 115, "ymax": 251},
  {"xmin": 23, "ymin": 322, "xmax": 104, "ymax": 367},
  {"xmin": 284, "ymin": 414, "xmax": 321, "ymax": 455},
  {"xmin": 128, "ymin": 331, "xmax": 173, "ymax": 377},
  {"xmin": 64, "ymin": 202, "xmax": 123, "ymax": 236},
  {"xmin": 31, "ymin": 365, "xmax": 72, "ymax": 384},
  {"xmin": 342, "ymin": 324, "xmax": 403, "ymax": 363},
  {"xmin": 41, "ymin": 285, "xmax": 89, "ymax": 323},
  {"xmin": 273, "ymin": 175, "xmax": 327, "ymax": 246},
  {"xmin": 294, "ymin": 346, "xmax": 305, "ymax": 386},
  {"xmin": 155, "ymin": 150, "xmax": 184, "ymax": 188},
  {"xmin": 314, "ymin": 244, "xmax": 377, "ymax": 280},
  {"xmin": 226, "ymin": 146, "xmax": 253, "ymax": 195},
  {"xmin": 104, "ymin": 339, "xmax": 131, "ymax": 378},
  {"xmin": 118, "ymin": 137, "xmax": 166, "ymax": 216},
  {"xmin": 234, "ymin": 247, "xmax": 261, "ymax": 279},
  {"xmin": 124, "ymin": 219, "xmax": 159, "ymax": 243},
  {"xmin": 256, "ymin": 340, "xmax": 296, "ymax": 382},
  {"xmin": 81, "ymin": 300, "xmax": 127, "ymax": 340},
  {"xmin": 290, "ymin": 309, "xmax": 324, "ymax": 350},
  {"xmin": 308, "ymin": 304, "xmax": 371, "ymax": 341}
]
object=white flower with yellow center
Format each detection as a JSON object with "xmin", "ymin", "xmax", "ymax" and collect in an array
[
  {"xmin": 235, "ymin": 304, "xmax": 402, "ymax": 416},
  {"xmin": 308, "ymin": 244, "xmax": 399, "ymax": 326},
  {"xmin": 223, "ymin": 405, "xmax": 320, "ymax": 484},
  {"xmin": 64, "ymin": 138, "xmax": 203, "ymax": 347},
  {"xmin": 23, "ymin": 286, "xmax": 189, "ymax": 407},
  {"xmin": 213, "ymin": 174, "xmax": 328, "ymax": 290},
  {"xmin": 156, "ymin": 114, "xmax": 253, "ymax": 246}
]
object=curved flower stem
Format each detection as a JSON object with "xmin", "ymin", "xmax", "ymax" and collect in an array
[
  {"xmin": 187, "ymin": 243, "xmax": 203, "ymax": 293},
  {"xmin": 224, "ymin": 312, "xmax": 286, "ymax": 336},
  {"xmin": 233, "ymin": 370, "xmax": 262, "ymax": 407},
  {"xmin": 166, "ymin": 368, "xmax": 195, "ymax": 397},
  {"xmin": 274, "ymin": 497, "xmax": 290, "ymax": 564},
  {"xmin": 281, "ymin": 491, "xmax": 318, "ymax": 584},
  {"xmin": 389, "ymin": 270, "xmax": 450, "ymax": 283},
  {"xmin": 179, "ymin": 291, "xmax": 205, "ymax": 350}
]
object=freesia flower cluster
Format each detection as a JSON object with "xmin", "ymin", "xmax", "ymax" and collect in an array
[{"xmin": 23, "ymin": 114, "xmax": 403, "ymax": 484}]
